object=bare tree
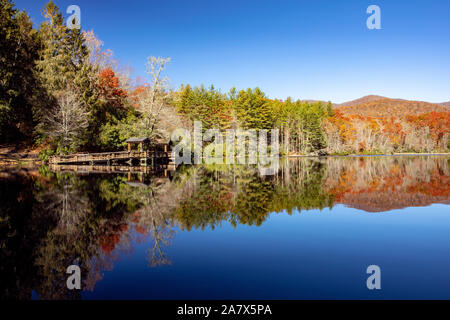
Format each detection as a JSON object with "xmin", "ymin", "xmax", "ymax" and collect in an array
[
  {"xmin": 83, "ymin": 30, "xmax": 133, "ymax": 91},
  {"xmin": 137, "ymin": 56, "xmax": 171, "ymax": 136},
  {"xmin": 83, "ymin": 30, "xmax": 115, "ymax": 70},
  {"xmin": 45, "ymin": 89, "xmax": 90, "ymax": 153}
]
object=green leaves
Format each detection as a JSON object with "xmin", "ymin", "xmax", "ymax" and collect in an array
[
  {"xmin": 234, "ymin": 88, "xmax": 273, "ymax": 130},
  {"xmin": 0, "ymin": 0, "xmax": 42, "ymax": 142},
  {"xmin": 174, "ymin": 84, "xmax": 329, "ymax": 154},
  {"xmin": 175, "ymin": 84, "xmax": 231, "ymax": 131}
]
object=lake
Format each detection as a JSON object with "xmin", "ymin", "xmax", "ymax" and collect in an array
[{"xmin": 1, "ymin": 156, "xmax": 449, "ymax": 299}]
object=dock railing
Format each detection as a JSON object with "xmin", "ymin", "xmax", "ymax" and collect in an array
[{"xmin": 49, "ymin": 150, "xmax": 171, "ymax": 165}]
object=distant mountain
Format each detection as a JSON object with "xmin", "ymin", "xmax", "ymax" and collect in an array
[
  {"xmin": 301, "ymin": 99, "xmax": 329, "ymax": 104},
  {"xmin": 298, "ymin": 95, "xmax": 449, "ymax": 117},
  {"xmin": 335, "ymin": 95, "xmax": 387, "ymax": 107},
  {"xmin": 335, "ymin": 97, "xmax": 448, "ymax": 117}
]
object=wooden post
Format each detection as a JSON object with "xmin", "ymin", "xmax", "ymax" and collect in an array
[
  {"xmin": 128, "ymin": 143, "xmax": 131, "ymax": 152},
  {"xmin": 139, "ymin": 142, "xmax": 143, "ymax": 153}
]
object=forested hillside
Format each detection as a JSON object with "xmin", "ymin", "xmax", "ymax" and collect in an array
[
  {"xmin": 440, "ymin": 102, "xmax": 450, "ymax": 109},
  {"xmin": 337, "ymin": 98, "xmax": 448, "ymax": 117},
  {"xmin": 335, "ymin": 95, "xmax": 386, "ymax": 107},
  {"xmin": 1, "ymin": 0, "xmax": 449, "ymax": 158}
]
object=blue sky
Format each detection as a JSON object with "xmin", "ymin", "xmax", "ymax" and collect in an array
[{"xmin": 12, "ymin": 0, "xmax": 450, "ymax": 103}]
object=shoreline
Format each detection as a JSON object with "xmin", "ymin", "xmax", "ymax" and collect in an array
[
  {"xmin": 0, "ymin": 159, "xmax": 43, "ymax": 168},
  {"xmin": 282, "ymin": 152, "xmax": 450, "ymax": 158},
  {"xmin": 1, "ymin": 152, "xmax": 449, "ymax": 169}
]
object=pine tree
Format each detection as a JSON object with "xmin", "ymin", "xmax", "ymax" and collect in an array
[
  {"xmin": 234, "ymin": 88, "xmax": 273, "ymax": 130},
  {"xmin": 0, "ymin": 0, "xmax": 18, "ymax": 140},
  {"xmin": 175, "ymin": 84, "xmax": 230, "ymax": 131},
  {"xmin": 36, "ymin": 1, "xmax": 99, "ymax": 149},
  {"xmin": 0, "ymin": 0, "xmax": 42, "ymax": 142},
  {"xmin": 36, "ymin": 1, "xmax": 69, "ymax": 94}
]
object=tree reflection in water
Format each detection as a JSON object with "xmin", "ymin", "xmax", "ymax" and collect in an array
[{"xmin": 0, "ymin": 156, "xmax": 448, "ymax": 299}]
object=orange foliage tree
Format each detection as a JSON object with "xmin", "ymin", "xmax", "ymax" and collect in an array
[
  {"xmin": 407, "ymin": 112, "xmax": 450, "ymax": 142},
  {"xmin": 97, "ymin": 67, "xmax": 128, "ymax": 107}
]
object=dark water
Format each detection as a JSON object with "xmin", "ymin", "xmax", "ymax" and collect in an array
[{"xmin": 1, "ymin": 156, "xmax": 449, "ymax": 300}]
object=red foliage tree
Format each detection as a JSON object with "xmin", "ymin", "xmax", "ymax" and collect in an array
[{"xmin": 98, "ymin": 67, "xmax": 128, "ymax": 107}]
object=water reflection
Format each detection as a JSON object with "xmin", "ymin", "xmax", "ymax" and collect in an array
[{"xmin": 0, "ymin": 156, "xmax": 449, "ymax": 299}]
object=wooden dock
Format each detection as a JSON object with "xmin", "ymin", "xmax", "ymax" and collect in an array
[
  {"xmin": 49, "ymin": 163, "xmax": 176, "ymax": 174},
  {"xmin": 49, "ymin": 150, "xmax": 172, "ymax": 166},
  {"xmin": 49, "ymin": 163, "xmax": 177, "ymax": 183}
]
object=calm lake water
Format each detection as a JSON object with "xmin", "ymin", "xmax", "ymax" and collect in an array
[{"xmin": 1, "ymin": 156, "xmax": 449, "ymax": 300}]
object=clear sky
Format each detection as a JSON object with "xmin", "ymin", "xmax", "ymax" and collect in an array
[{"xmin": 12, "ymin": 0, "xmax": 450, "ymax": 103}]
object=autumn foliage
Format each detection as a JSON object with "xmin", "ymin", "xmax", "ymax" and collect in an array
[
  {"xmin": 406, "ymin": 112, "xmax": 450, "ymax": 141},
  {"xmin": 324, "ymin": 157, "xmax": 450, "ymax": 212},
  {"xmin": 324, "ymin": 99, "xmax": 450, "ymax": 153},
  {"xmin": 337, "ymin": 98, "xmax": 448, "ymax": 117},
  {"xmin": 130, "ymin": 85, "xmax": 148, "ymax": 108},
  {"xmin": 99, "ymin": 223, "xmax": 128, "ymax": 254},
  {"xmin": 97, "ymin": 67, "xmax": 128, "ymax": 107}
]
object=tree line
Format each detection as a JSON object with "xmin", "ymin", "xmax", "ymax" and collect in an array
[{"xmin": 1, "ymin": 0, "xmax": 448, "ymax": 158}]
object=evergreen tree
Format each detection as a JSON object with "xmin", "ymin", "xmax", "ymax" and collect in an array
[
  {"xmin": 36, "ymin": 1, "xmax": 69, "ymax": 94},
  {"xmin": 176, "ymin": 84, "xmax": 193, "ymax": 115},
  {"xmin": 36, "ymin": 1, "xmax": 99, "ymax": 149},
  {"xmin": 0, "ymin": 0, "xmax": 42, "ymax": 142},
  {"xmin": 175, "ymin": 84, "xmax": 230, "ymax": 131},
  {"xmin": 234, "ymin": 88, "xmax": 273, "ymax": 130}
]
